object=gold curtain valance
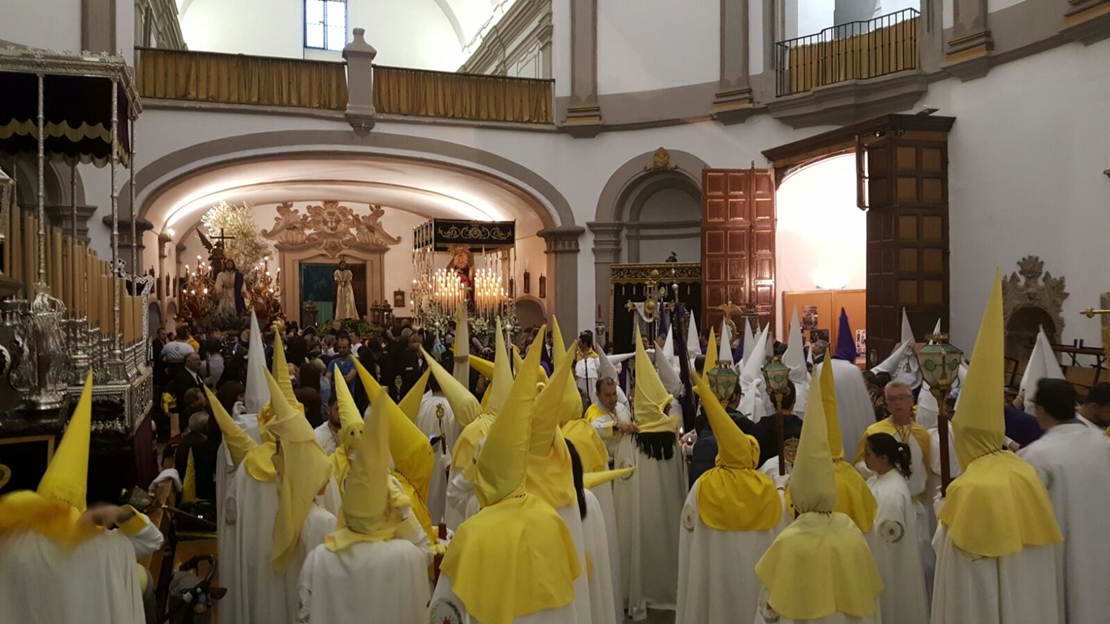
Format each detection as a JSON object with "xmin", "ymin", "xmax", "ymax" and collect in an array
[
  {"xmin": 137, "ymin": 48, "xmax": 348, "ymax": 110},
  {"xmin": 373, "ymin": 66, "xmax": 553, "ymax": 124},
  {"xmin": 787, "ymin": 17, "xmax": 919, "ymax": 94}
]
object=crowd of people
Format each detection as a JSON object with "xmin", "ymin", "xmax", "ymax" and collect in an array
[{"xmin": 4, "ymin": 270, "xmax": 1110, "ymax": 624}]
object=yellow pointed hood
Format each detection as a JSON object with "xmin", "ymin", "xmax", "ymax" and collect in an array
[
  {"xmin": 788, "ymin": 359, "xmax": 878, "ymax": 532},
  {"xmin": 205, "ymin": 386, "xmax": 257, "ymax": 468},
  {"xmin": 352, "ymin": 356, "xmax": 384, "ymax": 401},
  {"xmin": 381, "ymin": 377, "xmax": 435, "ymax": 500},
  {"xmin": 691, "ymin": 369, "xmax": 782, "ymax": 531},
  {"xmin": 705, "ymin": 329, "xmax": 719, "ymax": 371},
  {"xmin": 526, "ymin": 327, "xmax": 577, "ymax": 509},
  {"xmin": 583, "ymin": 467, "xmax": 636, "ymax": 489},
  {"xmin": 633, "ymin": 326, "xmax": 678, "ymax": 432},
  {"xmin": 37, "ymin": 370, "xmax": 94, "ymax": 512},
  {"xmin": 326, "ymin": 376, "xmax": 409, "ymax": 551},
  {"xmin": 486, "ymin": 319, "xmax": 514, "ymax": 416},
  {"xmin": 467, "ymin": 335, "xmax": 543, "ymax": 508},
  {"xmin": 938, "ymin": 269, "xmax": 1062, "ymax": 557},
  {"xmin": 952, "ymin": 269, "xmax": 1006, "ymax": 469},
  {"xmin": 789, "ymin": 370, "xmax": 837, "ymax": 514},
  {"xmin": 0, "ymin": 371, "xmax": 100, "ymax": 547},
  {"xmin": 453, "ymin": 303, "xmax": 472, "ymax": 387},
  {"xmin": 551, "ymin": 316, "xmax": 584, "ymax": 425},
  {"xmin": 398, "ymin": 366, "xmax": 431, "ymax": 423},
  {"xmin": 264, "ymin": 370, "xmax": 334, "ymax": 573},
  {"xmin": 270, "ymin": 332, "xmax": 299, "ymax": 409},
  {"xmin": 469, "ymin": 355, "xmax": 494, "ymax": 381},
  {"xmin": 328, "ymin": 370, "xmax": 364, "ymax": 491},
  {"xmin": 551, "ymin": 315, "xmax": 569, "ymax": 368},
  {"xmin": 512, "ymin": 344, "xmax": 525, "ymax": 375},
  {"xmin": 182, "ymin": 450, "xmax": 198, "ymax": 504},
  {"xmin": 423, "ymin": 345, "xmax": 482, "ymax": 427}
]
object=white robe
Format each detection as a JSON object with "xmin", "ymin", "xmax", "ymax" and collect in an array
[
  {"xmin": 676, "ymin": 480, "xmax": 781, "ymax": 624},
  {"xmin": 297, "ymin": 539, "xmax": 430, "ymax": 624},
  {"xmin": 553, "ymin": 503, "xmax": 593, "ymax": 624},
  {"xmin": 815, "ymin": 361, "xmax": 874, "ymax": 457},
  {"xmin": 219, "ymin": 464, "xmax": 287, "ymax": 624},
  {"xmin": 447, "ymin": 467, "xmax": 480, "ymax": 530},
  {"xmin": 867, "ymin": 470, "xmax": 928, "ymax": 624},
  {"xmin": 416, "ymin": 394, "xmax": 455, "ymax": 525},
  {"xmin": 582, "ymin": 489, "xmax": 619, "ymax": 624},
  {"xmin": 284, "ymin": 505, "xmax": 337, "ymax": 624},
  {"xmin": 312, "ymin": 422, "xmax": 339, "ymax": 456},
  {"xmin": 613, "ymin": 432, "xmax": 687, "ymax": 620},
  {"xmin": 754, "ymin": 591, "xmax": 882, "ymax": 624},
  {"xmin": 0, "ymin": 513, "xmax": 164, "ymax": 624},
  {"xmin": 930, "ymin": 525, "xmax": 1060, "ymax": 624},
  {"xmin": 430, "ymin": 571, "xmax": 578, "ymax": 624},
  {"xmin": 1018, "ymin": 423, "xmax": 1110, "ymax": 624},
  {"xmin": 591, "ymin": 402, "xmax": 631, "ymax": 459},
  {"xmin": 589, "ymin": 480, "xmax": 624, "ymax": 613}
]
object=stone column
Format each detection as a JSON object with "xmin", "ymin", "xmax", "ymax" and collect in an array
[
  {"xmin": 944, "ymin": 0, "xmax": 992, "ymax": 80},
  {"xmin": 102, "ymin": 215, "xmax": 153, "ymax": 273},
  {"xmin": 538, "ymin": 225, "xmax": 585, "ymax": 334},
  {"xmin": 565, "ymin": 0, "xmax": 602, "ymax": 137},
  {"xmin": 343, "ymin": 28, "xmax": 378, "ymax": 134},
  {"xmin": 712, "ymin": 0, "xmax": 756, "ymax": 124},
  {"xmin": 587, "ymin": 221, "xmax": 623, "ymax": 335},
  {"xmin": 44, "ymin": 204, "xmax": 98, "ymax": 244},
  {"xmin": 82, "ymin": 0, "xmax": 116, "ymax": 54}
]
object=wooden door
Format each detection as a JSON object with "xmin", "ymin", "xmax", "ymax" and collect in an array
[{"xmin": 702, "ymin": 167, "xmax": 776, "ymax": 333}]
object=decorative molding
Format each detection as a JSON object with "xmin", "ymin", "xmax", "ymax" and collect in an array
[
  {"xmin": 610, "ymin": 262, "xmax": 702, "ymax": 284},
  {"xmin": 538, "ymin": 225, "xmax": 585, "ymax": 253},
  {"xmin": 766, "ymin": 71, "xmax": 930, "ymax": 129},
  {"xmin": 1001, "ymin": 255, "xmax": 1069, "ymax": 344},
  {"xmin": 1060, "ymin": 0, "xmax": 1110, "ymax": 45},
  {"xmin": 459, "ymin": 0, "xmax": 552, "ymax": 77},
  {"xmin": 712, "ymin": 0, "xmax": 755, "ymax": 124},
  {"xmin": 565, "ymin": 0, "xmax": 602, "ymax": 135},
  {"xmin": 260, "ymin": 201, "xmax": 401, "ymax": 258}
]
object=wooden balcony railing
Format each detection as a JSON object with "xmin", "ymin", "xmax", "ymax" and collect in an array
[
  {"xmin": 775, "ymin": 9, "xmax": 920, "ymax": 97},
  {"xmin": 372, "ymin": 65, "xmax": 553, "ymax": 124},
  {"xmin": 136, "ymin": 47, "xmax": 348, "ymax": 110},
  {"xmin": 135, "ymin": 48, "xmax": 555, "ymax": 124}
]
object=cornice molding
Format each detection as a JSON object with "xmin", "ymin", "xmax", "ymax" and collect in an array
[{"xmin": 459, "ymin": 0, "xmax": 552, "ymax": 75}]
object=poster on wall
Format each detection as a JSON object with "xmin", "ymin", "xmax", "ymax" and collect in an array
[
  {"xmin": 802, "ymin": 305, "xmax": 819, "ymax": 331},
  {"xmin": 810, "ymin": 328, "xmax": 829, "ymax": 345},
  {"xmin": 855, "ymin": 329, "xmax": 867, "ymax": 358}
]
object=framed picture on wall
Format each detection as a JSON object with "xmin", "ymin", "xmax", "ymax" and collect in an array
[
  {"xmin": 810, "ymin": 328, "xmax": 829, "ymax": 345},
  {"xmin": 802, "ymin": 305, "xmax": 819, "ymax": 331},
  {"xmin": 393, "ymin": 290, "xmax": 406, "ymax": 308},
  {"xmin": 855, "ymin": 329, "xmax": 867, "ymax": 357}
]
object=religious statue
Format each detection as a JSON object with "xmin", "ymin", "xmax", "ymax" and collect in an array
[
  {"xmin": 334, "ymin": 258, "xmax": 358, "ymax": 321},
  {"xmin": 214, "ymin": 258, "xmax": 247, "ymax": 317},
  {"xmin": 446, "ymin": 245, "xmax": 473, "ymax": 301}
]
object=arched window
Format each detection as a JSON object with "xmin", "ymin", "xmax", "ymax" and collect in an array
[{"xmin": 305, "ymin": 0, "xmax": 347, "ymax": 51}]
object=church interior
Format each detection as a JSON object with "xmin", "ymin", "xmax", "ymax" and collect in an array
[{"xmin": 0, "ymin": 0, "xmax": 1108, "ymax": 622}]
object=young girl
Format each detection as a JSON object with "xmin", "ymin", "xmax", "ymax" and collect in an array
[{"xmin": 863, "ymin": 432, "xmax": 929, "ymax": 624}]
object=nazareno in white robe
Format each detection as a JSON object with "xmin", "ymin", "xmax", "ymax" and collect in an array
[
  {"xmin": 675, "ymin": 480, "xmax": 783, "ymax": 624},
  {"xmin": 430, "ymin": 570, "xmax": 579, "ymax": 624},
  {"xmin": 582, "ymin": 489, "xmax": 619, "ymax": 624},
  {"xmin": 416, "ymin": 394, "xmax": 457, "ymax": 525},
  {"xmin": 1018, "ymin": 422, "xmax": 1110, "ymax": 624},
  {"xmin": 0, "ymin": 512, "xmax": 164, "ymax": 624},
  {"xmin": 815, "ymin": 361, "xmax": 874, "ymax": 461},
  {"xmin": 297, "ymin": 538, "xmax": 430, "ymax": 624},
  {"xmin": 866, "ymin": 470, "xmax": 928, "ymax": 624},
  {"xmin": 613, "ymin": 428, "xmax": 687, "ymax": 620},
  {"xmin": 219, "ymin": 463, "xmax": 287, "ymax": 624},
  {"xmin": 554, "ymin": 502, "xmax": 594, "ymax": 624},
  {"xmin": 589, "ymin": 479, "xmax": 624, "ymax": 614},
  {"xmin": 283, "ymin": 505, "xmax": 337, "ymax": 623},
  {"xmin": 930, "ymin": 523, "xmax": 1060, "ymax": 624}
]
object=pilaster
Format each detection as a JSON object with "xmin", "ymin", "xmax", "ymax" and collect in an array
[
  {"xmin": 44, "ymin": 204, "xmax": 98, "ymax": 244},
  {"xmin": 538, "ymin": 225, "xmax": 585, "ymax": 333},
  {"xmin": 587, "ymin": 221, "xmax": 623, "ymax": 332},
  {"xmin": 712, "ymin": 0, "xmax": 756, "ymax": 124},
  {"xmin": 565, "ymin": 0, "xmax": 602, "ymax": 137},
  {"xmin": 944, "ymin": 0, "xmax": 992, "ymax": 81}
]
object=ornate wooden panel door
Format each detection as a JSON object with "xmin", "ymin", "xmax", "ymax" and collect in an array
[
  {"xmin": 702, "ymin": 167, "xmax": 776, "ymax": 333},
  {"xmin": 864, "ymin": 127, "xmax": 951, "ymax": 365}
]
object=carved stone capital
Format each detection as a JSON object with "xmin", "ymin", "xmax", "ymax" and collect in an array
[
  {"xmin": 538, "ymin": 225, "xmax": 585, "ymax": 254},
  {"xmin": 44, "ymin": 204, "xmax": 98, "ymax": 244}
]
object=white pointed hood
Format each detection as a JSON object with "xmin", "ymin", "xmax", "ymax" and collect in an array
[
  {"xmin": 872, "ymin": 308, "xmax": 922, "ymax": 389},
  {"xmin": 1019, "ymin": 327, "xmax": 1065, "ymax": 415},
  {"xmin": 783, "ymin": 306, "xmax": 810, "ymax": 414},
  {"xmin": 739, "ymin": 318, "xmax": 754, "ymax": 366},
  {"xmin": 244, "ymin": 310, "xmax": 268, "ymax": 414},
  {"xmin": 686, "ymin": 313, "xmax": 701, "ymax": 369},
  {"xmin": 719, "ymin": 319, "xmax": 735, "ymax": 365},
  {"xmin": 739, "ymin": 325, "xmax": 770, "ymax": 422}
]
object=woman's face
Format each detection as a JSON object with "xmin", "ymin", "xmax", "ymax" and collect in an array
[{"xmin": 863, "ymin": 442, "xmax": 892, "ymax": 474}]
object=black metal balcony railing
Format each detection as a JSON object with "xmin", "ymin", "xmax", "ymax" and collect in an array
[{"xmin": 775, "ymin": 8, "xmax": 920, "ymax": 97}]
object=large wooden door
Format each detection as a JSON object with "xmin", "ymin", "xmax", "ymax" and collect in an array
[{"xmin": 702, "ymin": 167, "xmax": 776, "ymax": 333}]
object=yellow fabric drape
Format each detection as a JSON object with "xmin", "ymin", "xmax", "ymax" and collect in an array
[
  {"xmin": 137, "ymin": 48, "xmax": 347, "ymax": 110},
  {"xmin": 786, "ymin": 17, "xmax": 919, "ymax": 94},
  {"xmin": 373, "ymin": 65, "xmax": 553, "ymax": 124}
]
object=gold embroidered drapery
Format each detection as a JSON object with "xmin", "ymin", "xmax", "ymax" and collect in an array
[
  {"xmin": 373, "ymin": 65, "xmax": 553, "ymax": 124},
  {"xmin": 785, "ymin": 16, "xmax": 919, "ymax": 95},
  {"xmin": 137, "ymin": 48, "xmax": 347, "ymax": 110}
]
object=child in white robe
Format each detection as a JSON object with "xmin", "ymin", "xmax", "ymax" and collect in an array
[{"xmin": 863, "ymin": 432, "xmax": 928, "ymax": 624}]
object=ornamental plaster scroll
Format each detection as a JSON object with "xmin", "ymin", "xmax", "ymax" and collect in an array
[
  {"xmin": 1001, "ymin": 255, "xmax": 1069, "ymax": 343},
  {"xmin": 261, "ymin": 201, "xmax": 402, "ymax": 258}
]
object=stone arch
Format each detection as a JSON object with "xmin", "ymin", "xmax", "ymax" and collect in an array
[
  {"xmin": 514, "ymin": 296, "xmax": 547, "ymax": 329},
  {"xmin": 588, "ymin": 148, "xmax": 710, "ymax": 330}
]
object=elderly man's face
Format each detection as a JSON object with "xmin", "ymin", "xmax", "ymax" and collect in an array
[
  {"xmin": 598, "ymin": 381, "xmax": 618, "ymax": 410},
  {"xmin": 185, "ymin": 353, "xmax": 201, "ymax": 372},
  {"xmin": 884, "ymin": 385, "xmax": 915, "ymax": 422}
]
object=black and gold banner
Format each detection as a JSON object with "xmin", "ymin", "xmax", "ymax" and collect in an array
[{"xmin": 414, "ymin": 219, "xmax": 516, "ymax": 252}]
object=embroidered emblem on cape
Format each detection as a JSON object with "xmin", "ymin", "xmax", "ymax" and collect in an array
[
  {"xmin": 618, "ymin": 460, "xmax": 635, "ymax": 480},
  {"xmin": 224, "ymin": 496, "xmax": 237, "ymax": 525},
  {"xmin": 879, "ymin": 519, "xmax": 905, "ymax": 543},
  {"xmin": 428, "ymin": 596, "xmax": 464, "ymax": 624},
  {"xmin": 682, "ymin": 503, "xmax": 696, "ymax": 532}
]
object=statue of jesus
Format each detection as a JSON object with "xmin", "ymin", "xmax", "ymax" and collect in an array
[
  {"xmin": 215, "ymin": 258, "xmax": 246, "ymax": 317},
  {"xmin": 334, "ymin": 258, "xmax": 358, "ymax": 321}
]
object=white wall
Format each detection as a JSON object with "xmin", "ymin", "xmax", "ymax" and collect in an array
[
  {"xmin": 179, "ymin": 0, "xmax": 465, "ymax": 70},
  {"xmin": 633, "ymin": 187, "xmax": 700, "ymax": 263},
  {"xmin": 551, "ymin": 0, "xmax": 571, "ymax": 96},
  {"xmin": 749, "ymin": 0, "xmax": 764, "ymax": 77},
  {"xmin": 596, "ymin": 0, "xmax": 718, "ymax": 94},
  {"xmin": 988, "ymin": 0, "xmax": 1025, "ymax": 13},
  {"xmin": 935, "ymin": 38, "xmax": 1110, "ymax": 352},
  {"xmin": 0, "ymin": 0, "xmax": 81, "ymax": 52},
  {"xmin": 775, "ymin": 154, "xmax": 867, "ymax": 293}
]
